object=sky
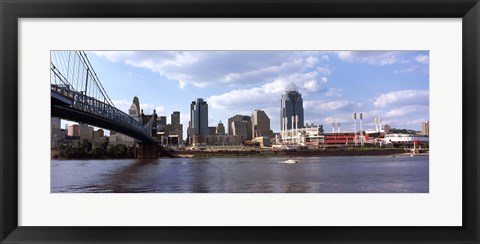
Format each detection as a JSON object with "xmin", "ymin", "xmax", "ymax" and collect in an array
[{"xmin": 77, "ymin": 50, "xmax": 429, "ymax": 137}]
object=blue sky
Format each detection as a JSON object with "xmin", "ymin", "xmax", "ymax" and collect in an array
[{"xmin": 83, "ymin": 51, "xmax": 429, "ymax": 137}]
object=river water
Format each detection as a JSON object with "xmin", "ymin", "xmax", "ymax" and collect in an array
[{"xmin": 51, "ymin": 155, "xmax": 428, "ymax": 193}]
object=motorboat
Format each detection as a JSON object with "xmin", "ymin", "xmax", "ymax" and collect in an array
[{"xmin": 281, "ymin": 159, "xmax": 298, "ymax": 164}]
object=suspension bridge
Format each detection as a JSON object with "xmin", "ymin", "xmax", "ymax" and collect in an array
[{"xmin": 51, "ymin": 51, "xmax": 158, "ymax": 158}]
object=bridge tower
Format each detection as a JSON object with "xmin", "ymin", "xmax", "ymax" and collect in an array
[{"xmin": 135, "ymin": 142, "xmax": 159, "ymax": 159}]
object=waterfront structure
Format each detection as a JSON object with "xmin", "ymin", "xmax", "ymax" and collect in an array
[
  {"xmin": 422, "ymin": 121, "xmax": 430, "ymax": 135},
  {"xmin": 252, "ymin": 136, "xmax": 272, "ymax": 147},
  {"xmin": 188, "ymin": 98, "xmax": 209, "ymax": 146},
  {"xmin": 384, "ymin": 134, "xmax": 429, "ymax": 144},
  {"xmin": 281, "ymin": 127, "xmax": 325, "ymax": 146},
  {"xmin": 206, "ymin": 134, "xmax": 242, "ymax": 146},
  {"xmin": 252, "ymin": 110, "xmax": 272, "ymax": 138},
  {"xmin": 323, "ymin": 132, "xmax": 355, "ymax": 145},
  {"xmin": 51, "ymin": 51, "xmax": 156, "ymax": 149},
  {"xmin": 228, "ymin": 115, "xmax": 252, "ymax": 140},
  {"xmin": 280, "ymin": 83, "xmax": 304, "ymax": 141}
]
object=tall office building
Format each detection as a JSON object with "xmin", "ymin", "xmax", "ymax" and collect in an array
[
  {"xmin": 422, "ymin": 121, "xmax": 429, "ymax": 136},
  {"xmin": 188, "ymin": 98, "xmax": 208, "ymax": 145},
  {"xmin": 164, "ymin": 111, "xmax": 183, "ymax": 146},
  {"xmin": 228, "ymin": 115, "xmax": 252, "ymax": 140},
  {"xmin": 157, "ymin": 116, "xmax": 167, "ymax": 132},
  {"xmin": 129, "ymin": 96, "xmax": 141, "ymax": 123},
  {"xmin": 280, "ymin": 83, "xmax": 304, "ymax": 132},
  {"xmin": 252, "ymin": 110, "xmax": 272, "ymax": 138},
  {"xmin": 171, "ymin": 111, "xmax": 180, "ymax": 125}
]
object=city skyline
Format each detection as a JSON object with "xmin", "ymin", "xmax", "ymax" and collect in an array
[{"xmin": 65, "ymin": 51, "xmax": 429, "ymax": 137}]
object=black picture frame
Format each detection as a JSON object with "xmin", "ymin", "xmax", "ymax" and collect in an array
[{"xmin": 1, "ymin": 0, "xmax": 479, "ymax": 243}]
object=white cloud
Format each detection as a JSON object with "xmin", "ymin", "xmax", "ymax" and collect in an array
[
  {"xmin": 321, "ymin": 113, "xmax": 355, "ymax": 125},
  {"xmin": 336, "ymin": 51, "xmax": 401, "ymax": 65},
  {"xmin": 394, "ymin": 66, "xmax": 417, "ymax": 74},
  {"xmin": 416, "ymin": 54, "xmax": 429, "ymax": 64},
  {"xmin": 140, "ymin": 104, "xmax": 165, "ymax": 114},
  {"xmin": 373, "ymin": 90, "xmax": 429, "ymax": 108},
  {"xmin": 92, "ymin": 51, "xmax": 331, "ymax": 89},
  {"xmin": 178, "ymin": 80, "xmax": 186, "ymax": 89},
  {"xmin": 303, "ymin": 80, "xmax": 319, "ymax": 92},
  {"xmin": 316, "ymin": 66, "xmax": 332, "ymax": 76},
  {"xmin": 305, "ymin": 56, "xmax": 320, "ymax": 67},
  {"xmin": 384, "ymin": 105, "xmax": 428, "ymax": 118},
  {"xmin": 111, "ymin": 100, "xmax": 132, "ymax": 114},
  {"xmin": 208, "ymin": 79, "xmax": 289, "ymax": 110},
  {"xmin": 304, "ymin": 100, "xmax": 359, "ymax": 114},
  {"xmin": 325, "ymin": 88, "xmax": 342, "ymax": 97}
]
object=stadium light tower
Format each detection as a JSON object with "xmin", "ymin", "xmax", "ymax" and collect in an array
[
  {"xmin": 359, "ymin": 112, "xmax": 364, "ymax": 146},
  {"xmin": 353, "ymin": 112, "xmax": 357, "ymax": 146}
]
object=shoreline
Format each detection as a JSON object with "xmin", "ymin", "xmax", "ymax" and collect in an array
[
  {"xmin": 52, "ymin": 148, "xmax": 429, "ymax": 160},
  {"xmin": 163, "ymin": 149, "xmax": 428, "ymax": 158}
]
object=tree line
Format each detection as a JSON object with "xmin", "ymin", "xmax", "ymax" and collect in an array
[{"xmin": 55, "ymin": 139, "xmax": 134, "ymax": 159}]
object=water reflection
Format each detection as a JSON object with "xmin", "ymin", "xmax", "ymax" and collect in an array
[{"xmin": 51, "ymin": 156, "xmax": 429, "ymax": 193}]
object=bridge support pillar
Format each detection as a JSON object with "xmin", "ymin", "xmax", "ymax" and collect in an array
[{"xmin": 135, "ymin": 142, "xmax": 159, "ymax": 159}]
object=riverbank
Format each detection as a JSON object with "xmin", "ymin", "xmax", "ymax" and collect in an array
[
  {"xmin": 52, "ymin": 147, "xmax": 428, "ymax": 159},
  {"xmin": 162, "ymin": 148, "xmax": 420, "ymax": 158}
]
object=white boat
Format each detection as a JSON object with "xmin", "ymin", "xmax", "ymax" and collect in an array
[{"xmin": 281, "ymin": 159, "xmax": 298, "ymax": 164}]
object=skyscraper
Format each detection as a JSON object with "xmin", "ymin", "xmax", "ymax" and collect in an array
[
  {"xmin": 422, "ymin": 121, "xmax": 429, "ymax": 135},
  {"xmin": 228, "ymin": 115, "xmax": 252, "ymax": 140},
  {"xmin": 252, "ymin": 110, "xmax": 272, "ymax": 138},
  {"xmin": 171, "ymin": 111, "xmax": 180, "ymax": 125},
  {"xmin": 157, "ymin": 116, "xmax": 167, "ymax": 132},
  {"xmin": 188, "ymin": 98, "xmax": 208, "ymax": 145},
  {"xmin": 165, "ymin": 111, "xmax": 183, "ymax": 146},
  {"xmin": 280, "ymin": 83, "xmax": 304, "ymax": 132},
  {"xmin": 129, "ymin": 96, "xmax": 141, "ymax": 123}
]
